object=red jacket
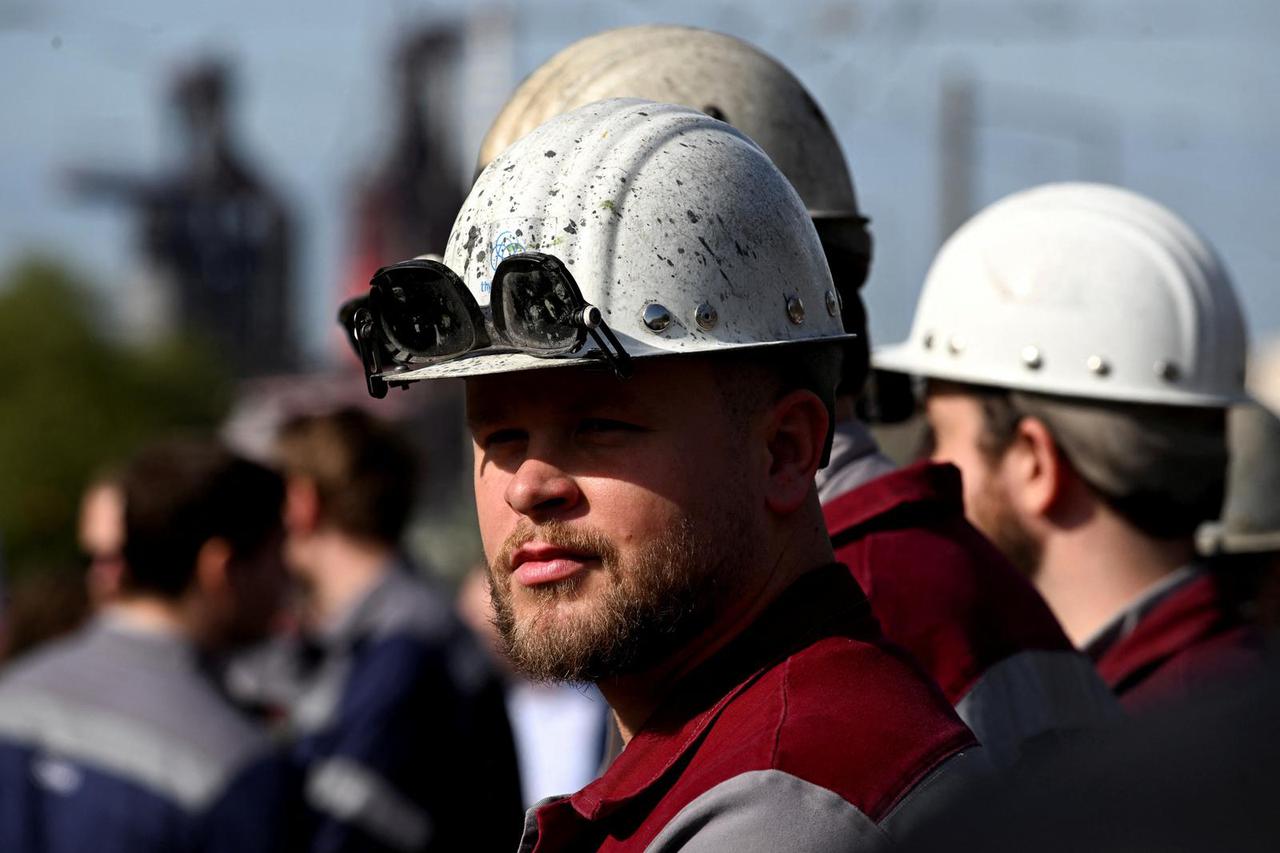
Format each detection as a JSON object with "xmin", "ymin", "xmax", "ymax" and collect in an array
[
  {"xmin": 824, "ymin": 462, "xmax": 1117, "ymax": 764},
  {"xmin": 515, "ymin": 566, "xmax": 978, "ymax": 852},
  {"xmin": 1092, "ymin": 569, "xmax": 1265, "ymax": 712}
]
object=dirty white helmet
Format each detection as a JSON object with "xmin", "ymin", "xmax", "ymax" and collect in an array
[
  {"xmin": 875, "ymin": 183, "xmax": 1248, "ymax": 407},
  {"xmin": 477, "ymin": 26, "xmax": 863, "ymax": 238},
  {"xmin": 368, "ymin": 98, "xmax": 851, "ymax": 385}
]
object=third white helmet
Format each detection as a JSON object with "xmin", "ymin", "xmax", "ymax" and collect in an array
[{"xmin": 874, "ymin": 183, "xmax": 1248, "ymax": 408}]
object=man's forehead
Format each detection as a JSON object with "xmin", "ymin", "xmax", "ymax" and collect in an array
[
  {"xmin": 464, "ymin": 358, "xmax": 714, "ymax": 423},
  {"xmin": 465, "ymin": 366, "xmax": 639, "ymax": 421}
]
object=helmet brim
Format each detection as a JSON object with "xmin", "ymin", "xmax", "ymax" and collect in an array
[
  {"xmin": 379, "ymin": 333, "xmax": 859, "ymax": 384},
  {"xmin": 872, "ymin": 341, "xmax": 1251, "ymax": 409}
]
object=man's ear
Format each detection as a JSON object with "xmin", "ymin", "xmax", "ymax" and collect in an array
[
  {"xmin": 764, "ymin": 389, "xmax": 830, "ymax": 515},
  {"xmin": 284, "ymin": 476, "xmax": 321, "ymax": 534},
  {"xmin": 194, "ymin": 537, "xmax": 232, "ymax": 597},
  {"xmin": 1005, "ymin": 416, "xmax": 1066, "ymax": 519}
]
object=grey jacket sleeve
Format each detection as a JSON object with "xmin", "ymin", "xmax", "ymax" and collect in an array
[{"xmin": 642, "ymin": 769, "xmax": 893, "ymax": 853}]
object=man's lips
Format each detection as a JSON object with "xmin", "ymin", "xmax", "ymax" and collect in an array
[{"xmin": 510, "ymin": 543, "xmax": 598, "ymax": 586}]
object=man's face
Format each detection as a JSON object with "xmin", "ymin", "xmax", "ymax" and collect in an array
[
  {"xmin": 79, "ymin": 483, "xmax": 126, "ymax": 607},
  {"xmin": 924, "ymin": 388, "xmax": 1043, "ymax": 577},
  {"xmin": 466, "ymin": 357, "xmax": 763, "ymax": 683}
]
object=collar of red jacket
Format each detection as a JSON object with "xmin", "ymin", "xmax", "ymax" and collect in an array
[
  {"xmin": 822, "ymin": 460, "xmax": 963, "ymax": 534},
  {"xmin": 1091, "ymin": 569, "xmax": 1238, "ymax": 692},
  {"xmin": 566, "ymin": 564, "xmax": 879, "ymax": 822}
]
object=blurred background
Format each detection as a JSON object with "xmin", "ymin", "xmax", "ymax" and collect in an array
[{"xmin": 1, "ymin": 0, "xmax": 1277, "ymax": 604}]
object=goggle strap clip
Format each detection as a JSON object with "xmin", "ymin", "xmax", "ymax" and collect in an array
[{"xmin": 353, "ymin": 308, "xmax": 389, "ymax": 399}]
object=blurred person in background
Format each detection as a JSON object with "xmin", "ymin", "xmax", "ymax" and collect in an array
[
  {"xmin": 876, "ymin": 183, "xmax": 1265, "ymax": 712},
  {"xmin": 68, "ymin": 58, "xmax": 294, "ymax": 375},
  {"xmin": 77, "ymin": 472, "xmax": 126, "ymax": 609},
  {"xmin": 0, "ymin": 438, "xmax": 295, "ymax": 853},
  {"xmin": 473, "ymin": 24, "xmax": 1116, "ymax": 768},
  {"xmin": 456, "ymin": 564, "xmax": 610, "ymax": 808},
  {"xmin": 345, "ymin": 99, "xmax": 979, "ymax": 851},
  {"xmin": 262, "ymin": 408, "xmax": 522, "ymax": 853}
]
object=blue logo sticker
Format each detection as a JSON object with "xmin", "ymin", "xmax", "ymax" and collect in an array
[{"xmin": 492, "ymin": 231, "xmax": 526, "ymax": 270}]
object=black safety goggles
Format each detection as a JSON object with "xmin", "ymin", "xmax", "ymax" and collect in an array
[{"xmin": 339, "ymin": 252, "xmax": 631, "ymax": 398}]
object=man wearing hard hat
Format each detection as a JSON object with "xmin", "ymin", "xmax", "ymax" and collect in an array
[
  {"xmin": 344, "ymin": 99, "xmax": 978, "ymax": 851},
  {"xmin": 472, "ymin": 25, "xmax": 1116, "ymax": 766},
  {"xmin": 876, "ymin": 183, "xmax": 1264, "ymax": 711}
]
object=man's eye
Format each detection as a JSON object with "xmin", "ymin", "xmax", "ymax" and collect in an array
[{"xmin": 482, "ymin": 428, "xmax": 526, "ymax": 448}]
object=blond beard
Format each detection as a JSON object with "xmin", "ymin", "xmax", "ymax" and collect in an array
[{"xmin": 487, "ymin": 515, "xmax": 738, "ymax": 683}]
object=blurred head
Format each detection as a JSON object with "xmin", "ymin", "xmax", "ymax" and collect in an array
[
  {"xmin": 925, "ymin": 381, "xmax": 1227, "ymax": 578},
  {"xmin": 78, "ymin": 475, "xmax": 126, "ymax": 608},
  {"xmin": 121, "ymin": 438, "xmax": 286, "ymax": 650},
  {"xmin": 275, "ymin": 408, "xmax": 418, "ymax": 575}
]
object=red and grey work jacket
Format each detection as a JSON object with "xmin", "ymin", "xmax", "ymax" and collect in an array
[
  {"xmin": 824, "ymin": 459, "xmax": 1119, "ymax": 765},
  {"xmin": 1087, "ymin": 565, "xmax": 1266, "ymax": 713},
  {"xmin": 516, "ymin": 566, "xmax": 980, "ymax": 852}
]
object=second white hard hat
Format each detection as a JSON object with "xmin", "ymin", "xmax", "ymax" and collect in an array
[{"xmin": 874, "ymin": 182, "xmax": 1248, "ymax": 408}]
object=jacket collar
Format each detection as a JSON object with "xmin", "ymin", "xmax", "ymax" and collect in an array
[
  {"xmin": 1089, "ymin": 567, "xmax": 1228, "ymax": 691},
  {"xmin": 566, "ymin": 565, "xmax": 878, "ymax": 821},
  {"xmin": 823, "ymin": 460, "xmax": 964, "ymax": 537}
]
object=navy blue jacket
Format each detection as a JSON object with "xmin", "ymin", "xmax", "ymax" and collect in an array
[{"xmin": 0, "ymin": 616, "xmax": 295, "ymax": 853}]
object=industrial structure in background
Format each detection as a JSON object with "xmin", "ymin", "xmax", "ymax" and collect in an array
[
  {"xmin": 339, "ymin": 25, "xmax": 466, "ymax": 311},
  {"xmin": 68, "ymin": 59, "xmax": 295, "ymax": 377}
]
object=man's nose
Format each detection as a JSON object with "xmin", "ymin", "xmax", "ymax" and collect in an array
[{"xmin": 504, "ymin": 458, "xmax": 582, "ymax": 521}]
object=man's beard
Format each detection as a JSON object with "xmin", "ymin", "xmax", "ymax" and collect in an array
[
  {"xmin": 488, "ymin": 515, "xmax": 739, "ymax": 684},
  {"xmin": 971, "ymin": 480, "xmax": 1043, "ymax": 579}
]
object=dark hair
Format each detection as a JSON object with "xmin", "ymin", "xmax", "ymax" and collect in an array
[
  {"xmin": 276, "ymin": 408, "xmax": 418, "ymax": 545},
  {"xmin": 122, "ymin": 438, "xmax": 284, "ymax": 598},
  {"xmin": 713, "ymin": 342, "xmax": 843, "ymax": 462}
]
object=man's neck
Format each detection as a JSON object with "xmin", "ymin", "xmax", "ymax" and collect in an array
[
  {"xmin": 1035, "ymin": 508, "xmax": 1196, "ymax": 647},
  {"xmin": 105, "ymin": 596, "xmax": 192, "ymax": 640},
  {"xmin": 300, "ymin": 534, "xmax": 397, "ymax": 630},
  {"xmin": 599, "ymin": 508, "xmax": 835, "ymax": 743}
]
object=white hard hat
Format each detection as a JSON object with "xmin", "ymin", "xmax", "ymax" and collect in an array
[
  {"xmin": 875, "ymin": 183, "xmax": 1248, "ymax": 408},
  {"xmin": 1198, "ymin": 402, "xmax": 1280, "ymax": 555},
  {"xmin": 382, "ymin": 98, "xmax": 852, "ymax": 384},
  {"xmin": 477, "ymin": 26, "xmax": 862, "ymax": 231}
]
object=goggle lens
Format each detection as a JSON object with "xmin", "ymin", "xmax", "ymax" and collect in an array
[
  {"xmin": 496, "ymin": 262, "xmax": 583, "ymax": 353},
  {"xmin": 371, "ymin": 264, "xmax": 482, "ymax": 360}
]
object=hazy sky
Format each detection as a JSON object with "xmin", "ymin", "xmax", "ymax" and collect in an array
[{"xmin": 2, "ymin": 0, "xmax": 1277, "ymax": 362}]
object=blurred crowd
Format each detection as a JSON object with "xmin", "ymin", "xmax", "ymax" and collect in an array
[{"xmin": 1, "ymin": 18, "xmax": 1278, "ymax": 853}]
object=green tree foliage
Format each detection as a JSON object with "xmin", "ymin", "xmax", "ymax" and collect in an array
[{"xmin": 0, "ymin": 256, "xmax": 232, "ymax": 577}]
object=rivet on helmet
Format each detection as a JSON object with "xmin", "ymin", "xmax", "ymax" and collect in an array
[
  {"xmin": 786, "ymin": 295, "xmax": 806, "ymax": 325},
  {"xmin": 1156, "ymin": 360, "xmax": 1181, "ymax": 382},
  {"xmin": 643, "ymin": 303, "xmax": 673, "ymax": 333},
  {"xmin": 694, "ymin": 302, "xmax": 718, "ymax": 331}
]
